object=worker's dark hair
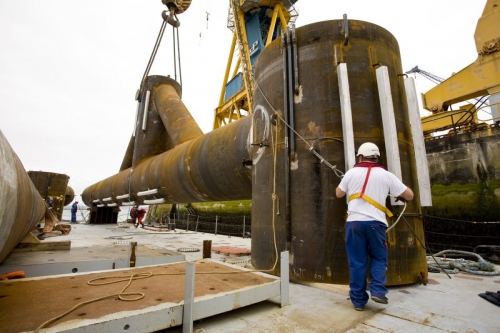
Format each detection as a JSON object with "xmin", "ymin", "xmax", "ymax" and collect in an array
[{"xmin": 359, "ymin": 155, "xmax": 379, "ymax": 163}]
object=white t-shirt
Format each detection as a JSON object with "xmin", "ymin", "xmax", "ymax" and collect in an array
[{"xmin": 338, "ymin": 166, "xmax": 408, "ymax": 225}]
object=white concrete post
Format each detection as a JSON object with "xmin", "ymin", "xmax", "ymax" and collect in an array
[
  {"xmin": 376, "ymin": 66, "xmax": 403, "ymax": 206},
  {"xmin": 337, "ymin": 63, "xmax": 356, "ymax": 171},
  {"xmin": 404, "ymin": 77, "xmax": 432, "ymax": 207},
  {"xmin": 280, "ymin": 251, "xmax": 290, "ymax": 307},
  {"xmin": 182, "ymin": 262, "xmax": 195, "ymax": 333}
]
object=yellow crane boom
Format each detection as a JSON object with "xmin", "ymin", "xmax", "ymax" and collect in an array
[{"xmin": 422, "ymin": 0, "xmax": 500, "ymax": 113}]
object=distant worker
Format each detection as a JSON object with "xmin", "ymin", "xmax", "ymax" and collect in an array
[
  {"xmin": 47, "ymin": 197, "xmax": 54, "ymax": 211},
  {"xmin": 71, "ymin": 201, "xmax": 78, "ymax": 223},
  {"xmin": 335, "ymin": 142, "xmax": 414, "ymax": 311},
  {"xmin": 130, "ymin": 205, "xmax": 147, "ymax": 228}
]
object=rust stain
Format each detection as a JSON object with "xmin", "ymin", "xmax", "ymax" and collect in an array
[
  {"xmin": 398, "ymin": 290, "xmax": 411, "ymax": 294},
  {"xmin": 307, "ymin": 121, "xmax": 319, "ymax": 136},
  {"xmin": 212, "ymin": 246, "xmax": 251, "ymax": 255},
  {"xmin": 454, "ymin": 275, "xmax": 483, "ymax": 281},
  {"xmin": 426, "ymin": 278, "xmax": 440, "ymax": 285}
]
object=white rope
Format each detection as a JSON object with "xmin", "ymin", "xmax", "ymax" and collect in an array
[{"xmin": 385, "ymin": 195, "xmax": 407, "ymax": 233}]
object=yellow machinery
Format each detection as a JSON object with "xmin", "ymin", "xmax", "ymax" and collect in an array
[
  {"xmin": 422, "ymin": 0, "xmax": 500, "ymax": 124},
  {"xmin": 421, "ymin": 104, "xmax": 481, "ymax": 136},
  {"xmin": 213, "ymin": 0, "xmax": 298, "ymax": 129}
]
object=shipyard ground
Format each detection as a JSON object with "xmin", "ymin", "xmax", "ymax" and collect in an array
[{"xmin": 1, "ymin": 222, "xmax": 499, "ymax": 333}]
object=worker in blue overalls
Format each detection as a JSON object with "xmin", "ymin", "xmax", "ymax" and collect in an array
[
  {"xmin": 71, "ymin": 201, "xmax": 78, "ymax": 223},
  {"xmin": 336, "ymin": 142, "xmax": 414, "ymax": 311}
]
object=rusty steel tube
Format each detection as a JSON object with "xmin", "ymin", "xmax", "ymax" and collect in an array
[
  {"xmin": 0, "ymin": 130, "xmax": 46, "ymax": 263},
  {"xmin": 131, "ymin": 76, "xmax": 203, "ymax": 167},
  {"xmin": 82, "ymin": 113, "xmax": 258, "ymax": 206},
  {"xmin": 154, "ymin": 82, "xmax": 204, "ymax": 146},
  {"xmin": 119, "ymin": 135, "xmax": 135, "ymax": 172},
  {"xmin": 251, "ymin": 20, "xmax": 427, "ymax": 286}
]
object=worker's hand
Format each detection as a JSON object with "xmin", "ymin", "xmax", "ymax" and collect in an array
[{"xmin": 395, "ymin": 196, "xmax": 406, "ymax": 203}]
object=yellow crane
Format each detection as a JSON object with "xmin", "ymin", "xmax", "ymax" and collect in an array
[
  {"xmin": 213, "ymin": 0, "xmax": 298, "ymax": 129},
  {"xmin": 420, "ymin": 0, "xmax": 500, "ymax": 133}
]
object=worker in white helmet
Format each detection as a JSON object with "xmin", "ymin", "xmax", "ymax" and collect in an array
[{"xmin": 336, "ymin": 142, "xmax": 413, "ymax": 311}]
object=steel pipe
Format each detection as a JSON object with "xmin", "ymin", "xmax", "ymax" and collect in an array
[
  {"xmin": 0, "ymin": 130, "xmax": 46, "ymax": 263},
  {"xmin": 82, "ymin": 113, "xmax": 259, "ymax": 206}
]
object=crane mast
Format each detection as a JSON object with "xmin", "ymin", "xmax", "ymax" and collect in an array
[{"xmin": 213, "ymin": 0, "xmax": 298, "ymax": 129}]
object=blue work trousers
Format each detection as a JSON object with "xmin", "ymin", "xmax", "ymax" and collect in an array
[
  {"xmin": 71, "ymin": 212, "xmax": 77, "ymax": 223},
  {"xmin": 345, "ymin": 221, "xmax": 388, "ymax": 308}
]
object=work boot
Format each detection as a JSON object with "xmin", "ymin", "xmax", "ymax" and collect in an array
[
  {"xmin": 139, "ymin": 224, "xmax": 144, "ymax": 228},
  {"xmin": 134, "ymin": 224, "xmax": 138, "ymax": 228},
  {"xmin": 371, "ymin": 296, "xmax": 388, "ymax": 304}
]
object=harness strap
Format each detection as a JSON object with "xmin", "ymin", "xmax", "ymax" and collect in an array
[{"xmin": 348, "ymin": 163, "xmax": 393, "ymax": 217}]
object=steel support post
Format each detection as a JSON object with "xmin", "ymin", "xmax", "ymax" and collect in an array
[
  {"xmin": 215, "ymin": 216, "xmax": 218, "ymax": 235},
  {"xmin": 242, "ymin": 216, "xmax": 246, "ymax": 238}
]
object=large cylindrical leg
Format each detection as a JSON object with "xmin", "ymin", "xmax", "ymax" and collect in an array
[{"xmin": 251, "ymin": 20, "xmax": 427, "ymax": 285}]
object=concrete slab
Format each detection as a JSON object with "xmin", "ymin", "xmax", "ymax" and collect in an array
[{"xmin": 1, "ymin": 223, "xmax": 499, "ymax": 333}]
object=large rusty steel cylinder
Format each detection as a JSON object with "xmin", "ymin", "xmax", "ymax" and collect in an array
[
  {"xmin": 251, "ymin": 20, "xmax": 427, "ymax": 285},
  {"xmin": 0, "ymin": 130, "xmax": 46, "ymax": 263},
  {"xmin": 82, "ymin": 113, "xmax": 256, "ymax": 206}
]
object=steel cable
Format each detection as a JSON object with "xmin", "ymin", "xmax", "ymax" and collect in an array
[{"xmin": 255, "ymin": 82, "xmax": 344, "ymax": 179}]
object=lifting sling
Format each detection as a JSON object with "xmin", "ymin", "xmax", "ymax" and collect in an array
[{"xmin": 348, "ymin": 162, "xmax": 393, "ymax": 217}]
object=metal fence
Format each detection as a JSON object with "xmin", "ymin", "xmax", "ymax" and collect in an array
[
  {"xmin": 423, "ymin": 215, "xmax": 500, "ymax": 253},
  {"xmin": 147, "ymin": 213, "xmax": 252, "ymax": 238}
]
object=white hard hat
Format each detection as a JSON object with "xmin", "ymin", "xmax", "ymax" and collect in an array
[{"xmin": 356, "ymin": 142, "xmax": 380, "ymax": 157}]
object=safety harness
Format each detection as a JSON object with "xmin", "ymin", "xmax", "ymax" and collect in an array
[{"xmin": 348, "ymin": 161, "xmax": 393, "ymax": 217}]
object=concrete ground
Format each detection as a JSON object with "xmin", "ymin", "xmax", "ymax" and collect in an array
[{"xmin": 1, "ymin": 222, "xmax": 499, "ymax": 333}]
